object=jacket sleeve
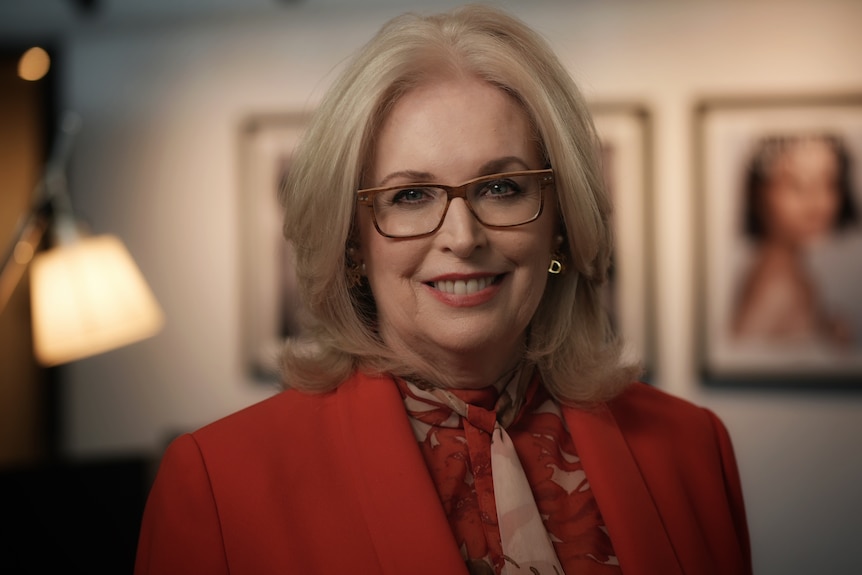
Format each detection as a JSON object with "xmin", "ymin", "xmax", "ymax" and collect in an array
[
  {"xmin": 134, "ymin": 434, "xmax": 229, "ymax": 575},
  {"xmin": 705, "ymin": 409, "xmax": 753, "ymax": 575}
]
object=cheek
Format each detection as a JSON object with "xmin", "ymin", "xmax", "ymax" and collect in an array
[
  {"xmin": 764, "ymin": 186, "xmax": 799, "ymax": 228},
  {"xmin": 510, "ymin": 232, "xmax": 555, "ymax": 287},
  {"xmin": 359, "ymin": 224, "xmax": 425, "ymax": 293},
  {"xmin": 527, "ymin": 248, "xmax": 552, "ymax": 292},
  {"xmin": 819, "ymin": 186, "xmax": 841, "ymax": 219}
]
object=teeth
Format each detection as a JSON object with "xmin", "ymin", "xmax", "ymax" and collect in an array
[{"xmin": 433, "ymin": 276, "xmax": 494, "ymax": 295}]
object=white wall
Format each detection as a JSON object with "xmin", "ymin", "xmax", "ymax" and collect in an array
[{"xmin": 9, "ymin": 1, "xmax": 862, "ymax": 574}]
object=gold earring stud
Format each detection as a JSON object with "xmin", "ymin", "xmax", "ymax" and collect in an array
[{"xmin": 548, "ymin": 247, "xmax": 566, "ymax": 274}]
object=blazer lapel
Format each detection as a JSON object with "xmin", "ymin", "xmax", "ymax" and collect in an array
[
  {"xmin": 337, "ymin": 372, "xmax": 468, "ymax": 575},
  {"xmin": 563, "ymin": 403, "xmax": 684, "ymax": 575}
]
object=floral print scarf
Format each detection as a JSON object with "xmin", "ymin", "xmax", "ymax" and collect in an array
[{"xmin": 396, "ymin": 368, "xmax": 621, "ymax": 575}]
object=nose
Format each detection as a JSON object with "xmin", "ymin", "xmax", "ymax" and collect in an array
[{"xmin": 436, "ymin": 197, "xmax": 487, "ymax": 256}]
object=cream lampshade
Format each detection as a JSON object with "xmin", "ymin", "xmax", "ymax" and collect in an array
[
  {"xmin": 0, "ymin": 111, "xmax": 164, "ymax": 365},
  {"xmin": 29, "ymin": 234, "xmax": 164, "ymax": 366}
]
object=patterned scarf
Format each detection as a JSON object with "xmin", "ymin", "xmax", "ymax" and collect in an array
[{"xmin": 398, "ymin": 368, "xmax": 621, "ymax": 575}]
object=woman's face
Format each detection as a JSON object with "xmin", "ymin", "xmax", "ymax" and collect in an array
[
  {"xmin": 357, "ymin": 77, "xmax": 558, "ymax": 384},
  {"xmin": 760, "ymin": 138, "xmax": 841, "ymax": 245}
]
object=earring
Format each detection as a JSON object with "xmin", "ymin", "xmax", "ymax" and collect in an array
[
  {"xmin": 345, "ymin": 244, "xmax": 363, "ymax": 288},
  {"xmin": 549, "ymin": 234, "xmax": 566, "ymax": 274},
  {"xmin": 346, "ymin": 263, "xmax": 362, "ymax": 287},
  {"xmin": 548, "ymin": 252, "xmax": 566, "ymax": 274}
]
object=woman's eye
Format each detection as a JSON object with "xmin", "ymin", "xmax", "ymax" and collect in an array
[
  {"xmin": 390, "ymin": 187, "xmax": 434, "ymax": 205},
  {"xmin": 481, "ymin": 179, "xmax": 521, "ymax": 197}
]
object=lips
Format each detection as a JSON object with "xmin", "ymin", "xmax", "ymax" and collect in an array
[{"xmin": 430, "ymin": 275, "xmax": 501, "ymax": 295}]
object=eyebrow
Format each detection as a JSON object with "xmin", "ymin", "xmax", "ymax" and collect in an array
[{"xmin": 376, "ymin": 156, "xmax": 532, "ymax": 187}]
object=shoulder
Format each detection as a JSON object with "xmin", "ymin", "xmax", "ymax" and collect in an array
[
  {"xmin": 607, "ymin": 381, "xmax": 713, "ymax": 422},
  {"xmin": 568, "ymin": 382, "xmax": 744, "ymax": 515},
  {"xmin": 190, "ymin": 382, "xmax": 349, "ymax": 452},
  {"xmin": 183, "ymin": 370, "xmax": 394, "ymax": 456},
  {"xmin": 196, "ymin": 388, "xmax": 330, "ymax": 440},
  {"xmin": 603, "ymin": 382, "xmax": 732, "ymax": 455},
  {"xmin": 152, "ymin": 374, "xmax": 370, "ymax": 496},
  {"xmin": 601, "ymin": 383, "xmax": 740, "ymax": 485}
]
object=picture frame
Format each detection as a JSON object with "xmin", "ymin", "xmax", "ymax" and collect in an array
[
  {"xmin": 695, "ymin": 94, "xmax": 862, "ymax": 386},
  {"xmin": 590, "ymin": 102, "xmax": 655, "ymax": 377},
  {"xmin": 239, "ymin": 112, "xmax": 310, "ymax": 381}
]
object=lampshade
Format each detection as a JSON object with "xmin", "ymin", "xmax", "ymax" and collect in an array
[{"xmin": 29, "ymin": 234, "xmax": 164, "ymax": 366}]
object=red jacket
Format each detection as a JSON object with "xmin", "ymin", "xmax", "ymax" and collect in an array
[{"xmin": 135, "ymin": 372, "xmax": 752, "ymax": 575}]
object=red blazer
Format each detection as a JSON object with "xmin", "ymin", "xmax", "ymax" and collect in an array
[{"xmin": 135, "ymin": 372, "xmax": 752, "ymax": 575}]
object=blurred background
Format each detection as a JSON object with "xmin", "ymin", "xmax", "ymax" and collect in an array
[{"xmin": 1, "ymin": 0, "xmax": 860, "ymax": 573}]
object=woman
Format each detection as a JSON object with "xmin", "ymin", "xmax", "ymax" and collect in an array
[
  {"xmin": 135, "ymin": 5, "xmax": 751, "ymax": 574},
  {"xmin": 732, "ymin": 133, "xmax": 858, "ymax": 345}
]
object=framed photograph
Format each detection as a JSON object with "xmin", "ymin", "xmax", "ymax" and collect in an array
[
  {"xmin": 590, "ymin": 103, "xmax": 655, "ymax": 376},
  {"xmin": 239, "ymin": 113, "xmax": 310, "ymax": 381},
  {"xmin": 695, "ymin": 94, "xmax": 862, "ymax": 386}
]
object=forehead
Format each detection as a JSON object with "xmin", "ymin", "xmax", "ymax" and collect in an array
[
  {"xmin": 767, "ymin": 138, "xmax": 839, "ymax": 173},
  {"xmin": 369, "ymin": 77, "xmax": 541, "ymax": 183}
]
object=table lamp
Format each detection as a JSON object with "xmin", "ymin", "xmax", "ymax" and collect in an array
[{"xmin": 0, "ymin": 112, "xmax": 163, "ymax": 366}]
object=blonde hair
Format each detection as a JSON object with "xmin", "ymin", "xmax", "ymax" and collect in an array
[{"xmin": 279, "ymin": 3, "xmax": 640, "ymax": 404}]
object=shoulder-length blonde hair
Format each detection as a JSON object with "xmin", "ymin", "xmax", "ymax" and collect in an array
[{"xmin": 279, "ymin": 3, "xmax": 640, "ymax": 404}]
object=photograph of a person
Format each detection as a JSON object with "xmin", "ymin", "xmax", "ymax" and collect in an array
[
  {"xmin": 699, "ymin": 97, "xmax": 862, "ymax": 382},
  {"xmin": 732, "ymin": 133, "xmax": 858, "ymax": 346},
  {"xmin": 136, "ymin": 5, "xmax": 751, "ymax": 574}
]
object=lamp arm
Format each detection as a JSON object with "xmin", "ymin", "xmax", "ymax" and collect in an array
[
  {"xmin": 0, "ymin": 111, "xmax": 83, "ymax": 315},
  {"xmin": 0, "ymin": 197, "xmax": 50, "ymax": 314}
]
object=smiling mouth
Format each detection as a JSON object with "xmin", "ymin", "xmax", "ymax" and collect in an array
[{"xmin": 430, "ymin": 275, "xmax": 502, "ymax": 295}]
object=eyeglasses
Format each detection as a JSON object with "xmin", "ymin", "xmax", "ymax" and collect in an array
[{"xmin": 356, "ymin": 169, "xmax": 554, "ymax": 239}]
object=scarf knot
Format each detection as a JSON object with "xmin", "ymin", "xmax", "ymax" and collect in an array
[{"xmin": 447, "ymin": 388, "xmax": 500, "ymax": 434}]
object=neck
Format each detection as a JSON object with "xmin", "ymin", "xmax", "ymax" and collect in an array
[
  {"xmin": 757, "ymin": 240, "xmax": 805, "ymax": 267},
  {"xmin": 760, "ymin": 235, "xmax": 805, "ymax": 256},
  {"xmin": 390, "ymin": 337, "xmax": 527, "ymax": 390}
]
